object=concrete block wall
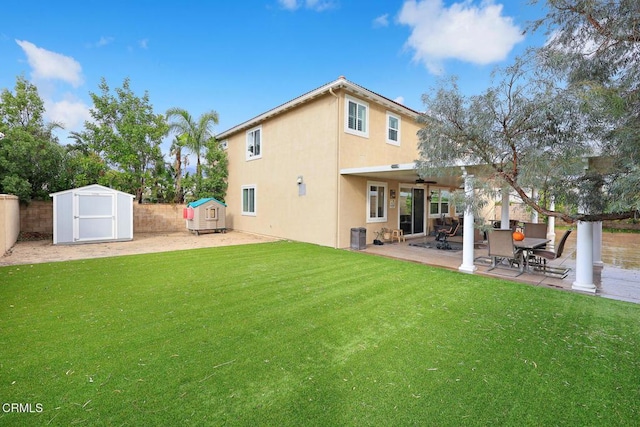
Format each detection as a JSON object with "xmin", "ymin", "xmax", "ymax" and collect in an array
[
  {"xmin": 20, "ymin": 202, "xmax": 190, "ymax": 235},
  {"xmin": 133, "ymin": 203, "xmax": 187, "ymax": 233},
  {"xmin": 20, "ymin": 200, "xmax": 53, "ymax": 234}
]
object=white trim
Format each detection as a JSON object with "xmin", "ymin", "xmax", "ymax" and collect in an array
[
  {"xmin": 49, "ymin": 183, "xmax": 134, "ymax": 198},
  {"xmin": 344, "ymin": 95, "xmax": 369, "ymax": 138},
  {"xmin": 246, "ymin": 126, "xmax": 262, "ymax": 161},
  {"xmin": 386, "ymin": 111, "xmax": 401, "ymax": 145},
  {"xmin": 241, "ymin": 185, "xmax": 257, "ymax": 216},
  {"xmin": 340, "ymin": 163, "xmax": 417, "ymax": 175},
  {"xmin": 366, "ymin": 181, "xmax": 387, "ymax": 223}
]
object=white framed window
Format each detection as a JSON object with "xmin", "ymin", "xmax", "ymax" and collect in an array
[
  {"xmin": 205, "ymin": 207, "xmax": 217, "ymax": 220},
  {"xmin": 242, "ymin": 185, "xmax": 256, "ymax": 216},
  {"xmin": 345, "ymin": 95, "xmax": 369, "ymax": 138},
  {"xmin": 386, "ymin": 112, "xmax": 401, "ymax": 145},
  {"xmin": 367, "ymin": 181, "xmax": 387, "ymax": 223},
  {"xmin": 246, "ymin": 126, "xmax": 262, "ymax": 160},
  {"xmin": 430, "ymin": 189, "xmax": 450, "ymax": 216}
]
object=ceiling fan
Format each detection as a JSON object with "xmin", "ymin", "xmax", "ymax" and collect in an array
[{"xmin": 415, "ymin": 176, "xmax": 437, "ymax": 185}]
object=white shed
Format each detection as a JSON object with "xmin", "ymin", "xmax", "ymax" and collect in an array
[{"xmin": 49, "ymin": 184, "xmax": 135, "ymax": 245}]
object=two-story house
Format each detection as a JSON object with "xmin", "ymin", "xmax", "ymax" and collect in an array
[{"xmin": 216, "ymin": 76, "xmax": 461, "ymax": 248}]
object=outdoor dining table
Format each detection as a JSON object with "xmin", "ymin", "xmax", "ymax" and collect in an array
[{"xmin": 515, "ymin": 238, "xmax": 551, "ymax": 272}]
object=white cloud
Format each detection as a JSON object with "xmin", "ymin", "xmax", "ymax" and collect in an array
[
  {"xmin": 15, "ymin": 39, "xmax": 84, "ymax": 87},
  {"xmin": 278, "ymin": 0, "xmax": 298, "ymax": 10},
  {"xmin": 45, "ymin": 95, "xmax": 91, "ymax": 132},
  {"xmin": 96, "ymin": 36, "xmax": 114, "ymax": 47},
  {"xmin": 305, "ymin": 0, "xmax": 335, "ymax": 11},
  {"xmin": 394, "ymin": 96, "xmax": 405, "ymax": 105},
  {"xmin": 373, "ymin": 14, "xmax": 389, "ymax": 28},
  {"xmin": 139, "ymin": 38, "xmax": 149, "ymax": 49},
  {"xmin": 277, "ymin": 0, "xmax": 335, "ymax": 11},
  {"xmin": 398, "ymin": 0, "xmax": 524, "ymax": 74},
  {"xmin": 14, "ymin": 40, "xmax": 89, "ymax": 140}
]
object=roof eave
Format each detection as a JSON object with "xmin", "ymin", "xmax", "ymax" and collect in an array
[{"xmin": 215, "ymin": 77, "xmax": 420, "ymax": 140}]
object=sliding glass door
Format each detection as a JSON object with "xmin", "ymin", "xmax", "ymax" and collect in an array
[{"xmin": 399, "ymin": 186, "xmax": 425, "ymax": 236}]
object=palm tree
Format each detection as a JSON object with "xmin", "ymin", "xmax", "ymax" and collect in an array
[
  {"xmin": 165, "ymin": 107, "xmax": 219, "ymax": 180},
  {"xmin": 169, "ymin": 135, "xmax": 188, "ymax": 203}
]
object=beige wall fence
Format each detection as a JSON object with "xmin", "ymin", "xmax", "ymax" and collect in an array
[
  {"xmin": 133, "ymin": 203, "xmax": 188, "ymax": 233},
  {"xmin": 1, "ymin": 195, "xmax": 20, "ymax": 254},
  {"xmin": 20, "ymin": 201, "xmax": 190, "ymax": 236}
]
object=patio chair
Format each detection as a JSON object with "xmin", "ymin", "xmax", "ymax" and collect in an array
[
  {"xmin": 523, "ymin": 222, "xmax": 547, "ymax": 238},
  {"xmin": 523, "ymin": 222, "xmax": 548, "ymax": 242},
  {"xmin": 437, "ymin": 221, "xmax": 459, "ymax": 238},
  {"xmin": 530, "ymin": 230, "xmax": 572, "ymax": 277},
  {"xmin": 474, "ymin": 228, "xmax": 487, "ymax": 249},
  {"xmin": 435, "ymin": 220, "xmax": 459, "ymax": 245},
  {"xmin": 487, "ymin": 229, "xmax": 524, "ymax": 275},
  {"xmin": 434, "ymin": 217, "xmax": 453, "ymax": 233}
]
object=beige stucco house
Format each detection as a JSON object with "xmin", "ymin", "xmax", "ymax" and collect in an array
[{"xmin": 217, "ymin": 76, "xmax": 462, "ymax": 248}]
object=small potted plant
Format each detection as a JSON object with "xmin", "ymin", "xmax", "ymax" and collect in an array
[
  {"xmin": 374, "ymin": 228, "xmax": 390, "ymax": 245},
  {"xmin": 374, "ymin": 227, "xmax": 392, "ymax": 243}
]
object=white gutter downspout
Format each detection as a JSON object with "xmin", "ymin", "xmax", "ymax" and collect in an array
[{"xmin": 330, "ymin": 86, "xmax": 341, "ymax": 248}]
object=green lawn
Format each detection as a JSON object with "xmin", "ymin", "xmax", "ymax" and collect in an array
[{"xmin": 1, "ymin": 241, "xmax": 639, "ymax": 426}]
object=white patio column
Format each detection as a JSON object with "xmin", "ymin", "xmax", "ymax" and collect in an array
[
  {"xmin": 593, "ymin": 221, "xmax": 603, "ymax": 267},
  {"xmin": 572, "ymin": 157, "xmax": 597, "ymax": 293},
  {"xmin": 573, "ymin": 220, "xmax": 597, "ymax": 293},
  {"xmin": 459, "ymin": 171, "xmax": 476, "ymax": 274},
  {"xmin": 531, "ymin": 188, "xmax": 539, "ymax": 223},
  {"xmin": 547, "ymin": 197, "xmax": 556, "ymax": 251},
  {"xmin": 500, "ymin": 189, "xmax": 510, "ymax": 229}
]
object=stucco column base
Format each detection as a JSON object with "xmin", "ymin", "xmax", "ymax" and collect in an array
[
  {"xmin": 458, "ymin": 264, "xmax": 477, "ymax": 274},
  {"xmin": 572, "ymin": 281, "xmax": 597, "ymax": 293}
]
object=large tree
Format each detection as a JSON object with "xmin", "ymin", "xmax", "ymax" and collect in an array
[
  {"xmin": 197, "ymin": 139, "xmax": 228, "ymax": 202},
  {"xmin": 530, "ymin": 0, "xmax": 640, "ymax": 216},
  {"xmin": 417, "ymin": 1, "xmax": 640, "ymax": 223},
  {"xmin": 165, "ymin": 107, "xmax": 219, "ymax": 180},
  {"xmin": 0, "ymin": 76, "xmax": 68, "ymax": 201},
  {"xmin": 82, "ymin": 78, "xmax": 168, "ymax": 202},
  {"xmin": 169, "ymin": 134, "xmax": 190, "ymax": 203}
]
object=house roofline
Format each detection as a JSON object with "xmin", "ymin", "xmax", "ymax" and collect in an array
[{"xmin": 215, "ymin": 76, "xmax": 421, "ymax": 140}]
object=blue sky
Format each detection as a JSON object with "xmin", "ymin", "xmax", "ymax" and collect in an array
[{"xmin": 1, "ymin": 0, "xmax": 548, "ymax": 153}]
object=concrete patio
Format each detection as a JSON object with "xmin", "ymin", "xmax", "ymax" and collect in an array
[{"xmin": 361, "ymin": 230, "xmax": 640, "ymax": 304}]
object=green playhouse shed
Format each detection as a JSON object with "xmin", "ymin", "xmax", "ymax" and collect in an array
[{"xmin": 184, "ymin": 197, "xmax": 227, "ymax": 235}]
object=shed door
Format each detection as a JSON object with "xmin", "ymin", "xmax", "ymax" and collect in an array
[{"xmin": 74, "ymin": 192, "xmax": 115, "ymax": 242}]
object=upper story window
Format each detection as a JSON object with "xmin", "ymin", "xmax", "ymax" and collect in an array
[
  {"xmin": 246, "ymin": 126, "xmax": 262, "ymax": 160},
  {"xmin": 367, "ymin": 181, "xmax": 387, "ymax": 223},
  {"xmin": 345, "ymin": 95, "xmax": 369, "ymax": 138},
  {"xmin": 386, "ymin": 112, "xmax": 401, "ymax": 145}
]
